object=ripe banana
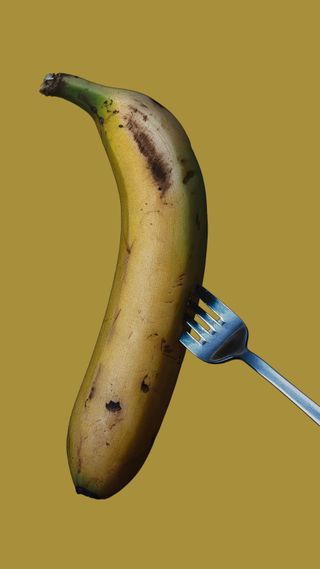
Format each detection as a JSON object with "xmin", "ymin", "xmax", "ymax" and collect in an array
[{"xmin": 40, "ymin": 73, "xmax": 208, "ymax": 499}]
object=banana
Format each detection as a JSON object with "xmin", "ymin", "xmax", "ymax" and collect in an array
[{"xmin": 40, "ymin": 73, "xmax": 208, "ymax": 499}]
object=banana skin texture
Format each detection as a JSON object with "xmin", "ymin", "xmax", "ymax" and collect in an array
[{"xmin": 40, "ymin": 73, "xmax": 208, "ymax": 499}]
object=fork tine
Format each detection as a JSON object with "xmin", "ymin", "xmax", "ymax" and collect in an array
[
  {"xmin": 197, "ymin": 285, "xmax": 230, "ymax": 317},
  {"xmin": 180, "ymin": 330, "xmax": 202, "ymax": 349},
  {"xmin": 188, "ymin": 300, "xmax": 221, "ymax": 329},
  {"xmin": 186, "ymin": 319, "xmax": 209, "ymax": 341}
]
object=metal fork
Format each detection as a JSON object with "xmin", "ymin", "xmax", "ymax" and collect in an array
[{"xmin": 180, "ymin": 285, "xmax": 320, "ymax": 425}]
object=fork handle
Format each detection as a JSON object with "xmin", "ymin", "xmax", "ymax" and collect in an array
[{"xmin": 240, "ymin": 350, "xmax": 320, "ymax": 426}]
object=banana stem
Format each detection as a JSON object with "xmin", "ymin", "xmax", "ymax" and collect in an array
[
  {"xmin": 39, "ymin": 73, "xmax": 64, "ymax": 96},
  {"xmin": 39, "ymin": 73, "xmax": 109, "ymax": 117}
]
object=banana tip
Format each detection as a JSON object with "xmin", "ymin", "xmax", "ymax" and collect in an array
[{"xmin": 75, "ymin": 486, "xmax": 103, "ymax": 500}]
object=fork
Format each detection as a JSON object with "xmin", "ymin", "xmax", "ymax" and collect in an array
[{"xmin": 180, "ymin": 285, "xmax": 320, "ymax": 425}]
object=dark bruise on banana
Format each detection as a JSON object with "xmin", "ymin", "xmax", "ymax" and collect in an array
[
  {"xmin": 40, "ymin": 73, "xmax": 207, "ymax": 499},
  {"xmin": 101, "ymin": 95, "xmax": 196, "ymax": 197}
]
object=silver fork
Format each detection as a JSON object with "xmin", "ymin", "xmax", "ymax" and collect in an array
[{"xmin": 180, "ymin": 285, "xmax": 320, "ymax": 425}]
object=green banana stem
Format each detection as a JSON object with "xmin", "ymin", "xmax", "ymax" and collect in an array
[{"xmin": 39, "ymin": 73, "xmax": 109, "ymax": 117}]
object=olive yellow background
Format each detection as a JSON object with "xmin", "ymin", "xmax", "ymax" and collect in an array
[{"xmin": 1, "ymin": 1, "xmax": 319, "ymax": 567}]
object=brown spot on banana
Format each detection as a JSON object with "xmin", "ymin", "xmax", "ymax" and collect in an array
[
  {"xmin": 106, "ymin": 400, "xmax": 122, "ymax": 412},
  {"xmin": 84, "ymin": 363, "xmax": 103, "ymax": 407},
  {"xmin": 77, "ymin": 435, "xmax": 88, "ymax": 474},
  {"xmin": 126, "ymin": 117, "xmax": 172, "ymax": 195},
  {"xmin": 124, "ymin": 237, "xmax": 135, "ymax": 254},
  {"xmin": 106, "ymin": 308, "xmax": 122, "ymax": 342},
  {"xmin": 183, "ymin": 170, "xmax": 195, "ymax": 184},
  {"xmin": 140, "ymin": 375, "xmax": 150, "ymax": 392},
  {"xmin": 160, "ymin": 338, "xmax": 175, "ymax": 357},
  {"xmin": 128, "ymin": 104, "xmax": 148, "ymax": 122}
]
